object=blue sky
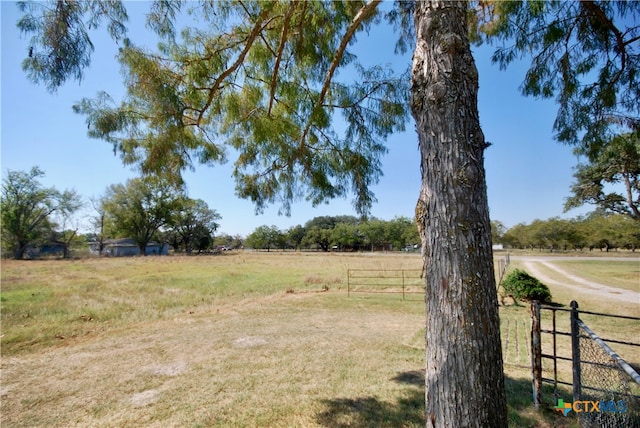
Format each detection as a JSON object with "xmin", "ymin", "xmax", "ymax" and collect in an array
[{"xmin": 1, "ymin": 2, "xmax": 591, "ymax": 237}]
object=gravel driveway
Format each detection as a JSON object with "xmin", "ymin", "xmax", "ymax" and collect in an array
[{"xmin": 510, "ymin": 256, "xmax": 640, "ymax": 304}]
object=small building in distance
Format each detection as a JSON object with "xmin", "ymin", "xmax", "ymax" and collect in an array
[
  {"xmin": 24, "ymin": 241, "xmax": 66, "ymax": 259},
  {"xmin": 89, "ymin": 238, "xmax": 169, "ymax": 257}
]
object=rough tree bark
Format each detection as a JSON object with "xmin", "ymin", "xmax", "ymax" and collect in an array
[
  {"xmin": 411, "ymin": 2, "xmax": 507, "ymax": 427},
  {"xmin": 14, "ymin": 242, "xmax": 28, "ymax": 261}
]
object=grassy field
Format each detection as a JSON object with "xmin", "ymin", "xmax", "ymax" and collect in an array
[{"xmin": 1, "ymin": 252, "xmax": 638, "ymax": 427}]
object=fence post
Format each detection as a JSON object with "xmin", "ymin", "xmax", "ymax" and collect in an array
[
  {"xmin": 347, "ymin": 269, "xmax": 350, "ymax": 297},
  {"xmin": 570, "ymin": 300, "xmax": 581, "ymax": 402},
  {"xmin": 402, "ymin": 270, "xmax": 405, "ymax": 301},
  {"xmin": 531, "ymin": 300, "xmax": 542, "ymax": 409}
]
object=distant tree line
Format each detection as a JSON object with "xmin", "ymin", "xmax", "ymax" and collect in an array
[
  {"xmin": 494, "ymin": 213, "xmax": 640, "ymax": 252},
  {"xmin": 245, "ymin": 215, "xmax": 420, "ymax": 252},
  {"xmin": 4, "ymin": 167, "xmax": 638, "ymax": 258},
  {"xmin": 248, "ymin": 214, "xmax": 640, "ymax": 253}
]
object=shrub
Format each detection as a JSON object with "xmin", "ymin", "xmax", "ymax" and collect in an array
[{"xmin": 501, "ymin": 269, "xmax": 552, "ymax": 303}]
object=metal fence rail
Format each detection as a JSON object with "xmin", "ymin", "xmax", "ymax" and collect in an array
[
  {"xmin": 347, "ymin": 269, "xmax": 423, "ymax": 300},
  {"xmin": 531, "ymin": 300, "xmax": 640, "ymax": 426},
  {"xmin": 574, "ymin": 312, "xmax": 640, "ymax": 428}
]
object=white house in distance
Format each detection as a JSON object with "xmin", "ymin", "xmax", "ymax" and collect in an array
[{"xmin": 89, "ymin": 238, "xmax": 169, "ymax": 257}]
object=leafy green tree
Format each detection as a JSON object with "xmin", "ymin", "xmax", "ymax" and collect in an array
[
  {"xmin": 303, "ymin": 216, "xmax": 349, "ymax": 251},
  {"xmin": 1, "ymin": 167, "xmax": 81, "ymax": 259},
  {"xmin": 102, "ymin": 177, "xmax": 181, "ymax": 255},
  {"xmin": 566, "ymin": 218, "xmax": 588, "ymax": 251},
  {"xmin": 246, "ymin": 225, "xmax": 281, "ymax": 251},
  {"xmin": 533, "ymin": 217, "xmax": 578, "ymax": 251},
  {"xmin": 360, "ymin": 218, "xmax": 387, "ymax": 251},
  {"xmin": 387, "ymin": 216, "xmax": 415, "ymax": 250},
  {"xmin": 501, "ymin": 213, "xmax": 640, "ymax": 251},
  {"xmin": 582, "ymin": 211, "xmax": 638, "ymax": 251},
  {"xmin": 501, "ymin": 223, "xmax": 525, "ymax": 249},
  {"xmin": 18, "ymin": 1, "xmax": 511, "ymax": 424},
  {"xmin": 70, "ymin": 5, "xmax": 407, "ymax": 214},
  {"xmin": 617, "ymin": 215, "xmax": 640, "ymax": 251},
  {"xmin": 565, "ymin": 133, "xmax": 640, "ymax": 220},
  {"xmin": 303, "ymin": 226, "xmax": 333, "ymax": 252},
  {"xmin": 528, "ymin": 219, "xmax": 549, "ymax": 251},
  {"xmin": 304, "ymin": 216, "xmax": 340, "ymax": 232},
  {"xmin": 171, "ymin": 198, "xmax": 221, "ymax": 254},
  {"xmin": 245, "ymin": 225, "xmax": 266, "ymax": 251},
  {"xmin": 49, "ymin": 189, "xmax": 84, "ymax": 258},
  {"xmin": 286, "ymin": 225, "xmax": 306, "ymax": 251},
  {"xmin": 330, "ymin": 222, "xmax": 362, "ymax": 251},
  {"xmin": 401, "ymin": 217, "xmax": 421, "ymax": 249},
  {"xmin": 479, "ymin": 2, "xmax": 640, "ymax": 152},
  {"xmin": 491, "ymin": 220, "xmax": 506, "ymax": 244},
  {"xmin": 192, "ymin": 224, "xmax": 214, "ymax": 253}
]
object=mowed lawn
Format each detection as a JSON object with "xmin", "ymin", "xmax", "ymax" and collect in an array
[{"xmin": 2, "ymin": 252, "xmax": 635, "ymax": 427}]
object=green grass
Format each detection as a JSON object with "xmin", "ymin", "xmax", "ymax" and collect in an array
[
  {"xmin": 1, "ymin": 254, "xmax": 355, "ymax": 355},
  {"xmin": 1, "ymin": 252, "xmax": 636, "ymax": 427}
]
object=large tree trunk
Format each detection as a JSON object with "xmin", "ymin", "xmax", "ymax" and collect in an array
[
  {"xmin": 138, "ymin": 242, "xmax": 147, "ymax": 256},
  {"xmin": 411, "ymin": 2, "xmax": 507, "ymax": 427},
  {"xmin": 14, "ymin": 241, "xmax": 26, "ymax": 260}
]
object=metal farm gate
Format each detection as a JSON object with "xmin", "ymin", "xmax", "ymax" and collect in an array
[
  {"xmin": 347, "ymin": 269, "xmax": 423, "ymax": 300},
  {"xmin": 531, "ymin": 300, "xmax": 640, "ymax": 427}
]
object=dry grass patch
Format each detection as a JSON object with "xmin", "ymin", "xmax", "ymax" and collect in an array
[
  {"xmin": 2, "ymin": 291, "xmax": 426, "ymax": 427},
  {"xmin": 551, "ymin": 260, "xmax": 640, "ymax": 292},
  {"xmin": 2, "ymin": 252, "xmax": 635, "ymax": 427}
]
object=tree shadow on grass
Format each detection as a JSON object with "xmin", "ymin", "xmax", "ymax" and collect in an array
[
  {"xmin": 315, "ymin": 371, "xmax": 425, "ymax": 427},
  {"xmin": 504, "ymin": 374, "xmax": 578, "ymax": 427},
  {"xmin": 315, "ymin": 393, "xmax": 425, "ymax": 428},
  {"xmin": 316, "ymin": 370, "xmax": 576, "ymax": 428}
]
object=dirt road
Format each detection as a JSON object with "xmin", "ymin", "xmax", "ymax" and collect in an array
[{"xmin": 510, "ymin": 256, "xmax": 640, "ymax": 304}]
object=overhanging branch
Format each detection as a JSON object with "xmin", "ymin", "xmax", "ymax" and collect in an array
[
  {"xmin": 197, "ymin": 8, "xmax": 272, "ymax": 126},
  {"xmin": 268, "ymin": 1, "xmax": 297, "ymax": 116},
  {"xmin": 299, "ymin": 0, "xmax": 382, "ymax": 147}
]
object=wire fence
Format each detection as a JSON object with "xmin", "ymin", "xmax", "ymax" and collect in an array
[
  {"xmin": 531, "ymin": 300, "xmax": 640, "ymax": 427},
  {"xmin": 575, "ymin": 318, "xmax": 640, "ymax": 428}
]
